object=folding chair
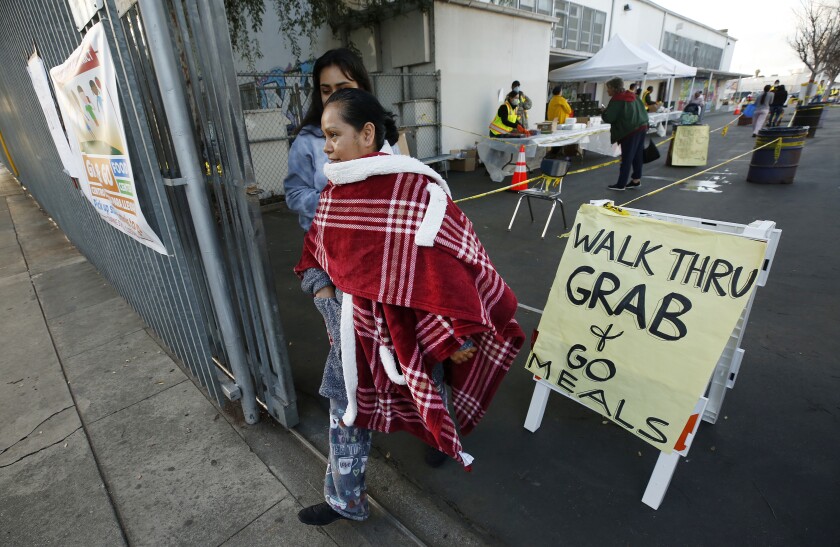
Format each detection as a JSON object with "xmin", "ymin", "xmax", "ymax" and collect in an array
[{"xmin": 507, "ymin": 159, "xmax": 569, "ymax": 238}]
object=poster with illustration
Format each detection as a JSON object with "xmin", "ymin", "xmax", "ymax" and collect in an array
[
  {"xmin": 526, "ymin": 205, "xmax": 766, "ymax": 453},
  {"xmin": 50, "ymin": 22, "xmax": 166, "ymax": 254}
]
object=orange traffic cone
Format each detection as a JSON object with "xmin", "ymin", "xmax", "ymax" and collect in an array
[
  {"xmin": 733, "ymin": 104, "xmax": 741, "ymax": 116},
  {"xmin": 510, "ymin": 145, "xmax": 528, "ymax": 191}
]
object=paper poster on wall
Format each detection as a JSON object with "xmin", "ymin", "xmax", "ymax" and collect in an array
[
  {"xmin": 26, "ymin": 53, "xmax": 86, "ymax": 180},
  {"xmin": 526, "ymin": 205, "xmax": 766, "ymax": 453},
  {"xmin": 50, "ymin": 22, "xmax": 166, "ymax": 254}
]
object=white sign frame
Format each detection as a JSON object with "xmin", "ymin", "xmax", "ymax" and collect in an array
[{"xmin": 523, "ymin": 201, "xmax": 781, "ymax": 509}]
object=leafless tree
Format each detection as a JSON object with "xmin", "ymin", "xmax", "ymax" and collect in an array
[{"xmin": 789, "ymin": 0, "xmax": 840, "ymax": 99}]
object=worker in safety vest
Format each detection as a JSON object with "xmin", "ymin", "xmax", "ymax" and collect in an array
[
  {"xmin": 489, "ymin": 91, "xmax": 523, "ymax": 137},
  {"xmin": 511, "ymin": 80, "xmax": 532, "ymax": 127}
]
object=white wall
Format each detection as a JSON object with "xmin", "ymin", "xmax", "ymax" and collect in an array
[
  {"xmin": 609, "ymin": 1, "xmax": 666, "ymax": 46},
  {"xmin": 609, "ymin": 2, "xmax": 731, "ymax": 70},
  {"xmin": 434, "ymin": 2, "xmax": 552, "ymax": 151}
]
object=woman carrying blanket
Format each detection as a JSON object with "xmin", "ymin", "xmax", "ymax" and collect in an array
[{"xmin": 295, "ymin": 88, "xmax": 524, "ymax": 526}]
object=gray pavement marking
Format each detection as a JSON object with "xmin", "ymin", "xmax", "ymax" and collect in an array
[{"xmin": 517, "ymin": 303, "xmax": 544, "ymax": 314}]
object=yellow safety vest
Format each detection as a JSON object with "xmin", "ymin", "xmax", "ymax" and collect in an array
[{"xmin": 489, "ymin": 102, "xmax": 519, "ymax": 135}]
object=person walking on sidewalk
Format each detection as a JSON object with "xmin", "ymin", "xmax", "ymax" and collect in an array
[
  {"xmin": 768, "ymin": 84, "xmax": 788, "ymax": 127},
  {"xmin": 601, "ymin": 77, "xmax": 649, "ymax": 191},
  {"xmin": 295, "ymin": 88, "xmax": 524, "ymax": 527},
  {"xmin": 752, "ymin": 85, "xmax": 774, "ymax": 136}
]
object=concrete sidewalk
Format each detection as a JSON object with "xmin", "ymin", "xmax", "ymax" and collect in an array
[{"xmin": 0, "ymin": 167, "xmax": 458, "ymax": 546}]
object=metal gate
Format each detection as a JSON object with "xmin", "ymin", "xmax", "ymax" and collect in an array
[{"xmin": 0, "ymin": 0, "xmax": 297, "ymax": 426}]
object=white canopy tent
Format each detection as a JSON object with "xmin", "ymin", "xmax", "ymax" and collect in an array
[
  {"xmin": 549, "ymin": 36, "xmax": 697, "ymax": 110},
  {"xmin": 548, "ymin": 35, "xmax": 694, "ymax": 82},
  {"xmin": 638, "ymin": 43, "xmax": 696, "ymax": 79}
]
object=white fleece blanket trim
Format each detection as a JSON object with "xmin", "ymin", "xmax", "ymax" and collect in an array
[
  {"xmin": 324, "ymin": 154, "xmax": 452, "ymax": 197},
  {"xmin": 415, "ymin": 182, "xmax": 447, "ymax": 247},
  {"xmin": 459, "ymin": 451, "xmax": 474, "ymax": 467},
  {"xmin": 340, "ymin": 293, "xmax": 358, "ymax": 426},
  {"xmin": 379, "ymin": 346, "xmax": 407, "ymax": 385}
]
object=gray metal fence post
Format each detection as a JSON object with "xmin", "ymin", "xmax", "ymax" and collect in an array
[{"xmin": 138, "ymin": 0, "xmax": 259, "ymax": 424}]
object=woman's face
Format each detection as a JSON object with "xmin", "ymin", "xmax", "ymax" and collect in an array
[
  {"xmin": 319, "ymin": 65, "xmax": 360, "ymax": 106},
  {"xmin": 321, "ymin": 103, "xmax": 376, "ymax": 162}
]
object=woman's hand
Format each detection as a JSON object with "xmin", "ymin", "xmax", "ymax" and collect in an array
[
  {"xmin": 449, "ymin": 346, "xmax": 477, "ymax": 364},
  {"xmin": 315, "ymin": 285, "xmax": 336, "ymax": 299}
]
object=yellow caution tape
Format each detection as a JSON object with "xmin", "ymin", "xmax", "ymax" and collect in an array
[
  {"xmin": 617, "ymin": 137, "xmax": 782, "ymax": 207},
  {"xmin": 602, "ymin": 203, "xmax": 630, "ymax": 216},
  {"xmin": 452, "ymin": 174, "xmax": 545, "ymax": 204},
  {"xmin": 721, "ymin": 125, "xmax": 729, "ymax": 137}
]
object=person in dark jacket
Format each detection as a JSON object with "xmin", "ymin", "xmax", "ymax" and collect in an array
[
  {"xmin": 768, "ymin": 84, "xmax": 788, "ymax": 127},
  {"xmin": 601, "ymin": 77, "xmax": 650, "ymax": 191}
]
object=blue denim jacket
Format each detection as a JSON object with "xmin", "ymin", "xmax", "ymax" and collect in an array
[{"xmin": 284, "ymin": 125, "xmax": 328, "ymax": 231}]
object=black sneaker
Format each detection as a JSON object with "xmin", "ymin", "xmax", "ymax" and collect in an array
[
  {"xmin": 298, "ymin": 502, "xmax": 351, "ymax": 526},
  {"xmin": 627, "ymin": 180, "xmax": 641, "ymax": 189},
  {"xmin": 425, "ymin": 446, "xmax": 449, "ymax": 468},
  {"xmin": 607, "ymin": 184, "xmax": 625, "ymax": 191}
]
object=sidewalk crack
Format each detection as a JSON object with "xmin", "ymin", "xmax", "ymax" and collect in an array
[
  {"xmin": 85, "ymin": 379, "xmax": 188, "ymax": 426},
  {"xmin": 0, "ymin": 405, "xmax": 74, "ymax": 455},
  {"xmin": 0, "ymin": 426, "xmax": 82, "ymax": 468}
]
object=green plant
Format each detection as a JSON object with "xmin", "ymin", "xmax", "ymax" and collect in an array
[{"xmin": 224, "ymin": 0, "xmax": 432, "ymax": 68}]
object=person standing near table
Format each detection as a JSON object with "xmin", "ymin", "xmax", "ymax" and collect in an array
[
  {"xmin": 601, "ymin": 77, "xmax": 649, "ymax": 191},
  {"xmin": 489, "ymin": 91, "xmax": 523, "ymax": 137},
  {"xmin": 511, "ymin": 80, "xmax": 532, "ymax": 127},
  {"xmin": 546, "ymin": 86, "xmax": 572, "ymax": 124},
  {"xmin": 642, "ymin": 85, "xmax": 656, "ymax": 107}
]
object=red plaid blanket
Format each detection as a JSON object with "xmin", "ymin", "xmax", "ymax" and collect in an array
[{"xmin": 296, "ymin": 153, "xmax": 524, "ymax": 465}]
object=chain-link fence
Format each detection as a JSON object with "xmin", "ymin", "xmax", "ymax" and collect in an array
[{"xmin": 236, "ymin": 71, "xmax": 441, "ymax": 202}]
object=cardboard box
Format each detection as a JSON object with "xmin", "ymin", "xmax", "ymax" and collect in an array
[
  {"xmin": 449, "ymin": 148, "xmax": 477, "ymax": 171},
  {"xmin": 575, "ymin": 116, "xmax": 590, "ymax": 124}
]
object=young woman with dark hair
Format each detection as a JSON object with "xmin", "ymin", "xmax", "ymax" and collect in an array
[
  {"xmin": 284, "ymin": 48, "xmax": 373, "ymax": 231},
  {"xmin": 752, "ymin": 84, "xmax": 774, "ymax": 137},
  {"xmin": 294, "ymin": 88, "xmax": 524, "ymax": 526}
]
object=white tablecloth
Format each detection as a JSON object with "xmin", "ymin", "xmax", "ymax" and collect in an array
[
  {"xmin": 647, "ymin": 111, "xmax": 682, "ymax": 132},
  {"xmin": 477, "ymin": 126, "xmax": 616, "ymax": 182}
]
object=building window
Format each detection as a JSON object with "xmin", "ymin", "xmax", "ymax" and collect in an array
[
  {"xmin": 551, "ymin": 1, "xmax": 606, "ymax": 53},
  {"xmin": 662, "ymin": 31, "xmax": 723, "ymax": 69},
  {"xmin": 592, "ymin": 11, "xmax": 605, "ymax": 52}
]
